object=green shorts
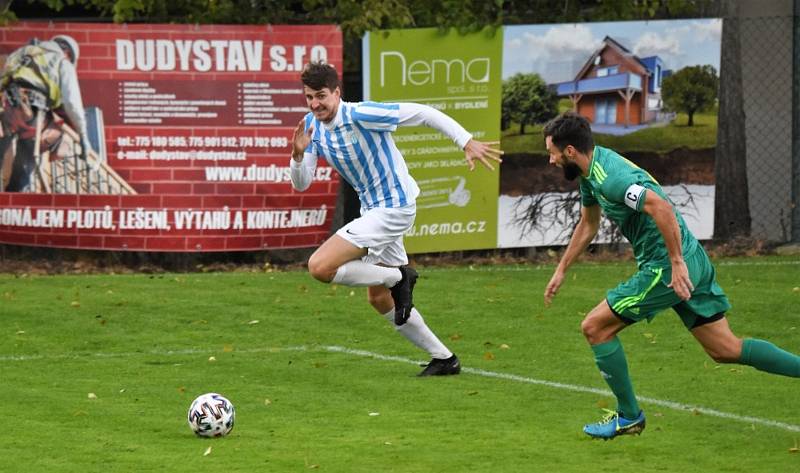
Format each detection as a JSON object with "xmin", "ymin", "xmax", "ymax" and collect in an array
[{"xmin": 606, "ymin": 246, "xmax": 732, "ymax": 329}]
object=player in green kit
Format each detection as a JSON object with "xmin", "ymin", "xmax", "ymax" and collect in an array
[{"xmin": 541, "ymin": 112, "xmax": 800, "ymax": 440}]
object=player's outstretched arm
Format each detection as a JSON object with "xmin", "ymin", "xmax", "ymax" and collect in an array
[
  {"xmin": 463, "ymin": 139, "xmax": 503, "ymax": 171},
  {"xmin": 544, "ymin": 205, "xmax": 600, "ymax": 306},
  {"xmin": 394, "ymin": 103, "xmax": 502, "ymax": 170}
]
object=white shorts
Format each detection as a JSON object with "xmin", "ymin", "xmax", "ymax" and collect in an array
[{"xmin": 336, "ymin": 204, "xmax": 416, "ymax": 267}]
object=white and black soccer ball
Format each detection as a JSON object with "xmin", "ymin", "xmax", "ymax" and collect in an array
[{"xmin": 187, "ymin": 393, "xmax": 235, "ymax": 437}]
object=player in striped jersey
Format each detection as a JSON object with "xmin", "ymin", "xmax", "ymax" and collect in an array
[
  {"xmin": 290, "ymin": 62, "xmax": 502, "ymax": 376},
  {"xmin": 542, "ymin": 112, "xmax": 800, "ymax": 439}
]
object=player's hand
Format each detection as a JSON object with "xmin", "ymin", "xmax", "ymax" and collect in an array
[
  {"xmin": 667, "ymin": 259, "xmax": 694, "ymax": 301},
  {"xmin": 292, "ymin": 119, "xmax": 313, "ymax": 162},
  {"xmin": 544, "ymin": 270, "xmax": 565, "ymax": 307},
  {"xmin": 464, "ymin": 139, "xmax": 503, "ymax": 171}
]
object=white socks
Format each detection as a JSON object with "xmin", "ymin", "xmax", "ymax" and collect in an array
[
  {"xmin": 332, "ymin": 261, "xmax": 402, "ymax": 287},
  {"xmin": 331, "ymin": 262, "xmax": 451, "ymax": 360},
  {"xmin": 382, "ymin": 308, "xmax": 452, "ymax": 360}
]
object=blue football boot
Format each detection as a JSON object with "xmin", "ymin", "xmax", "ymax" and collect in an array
[{"xmin": 583, "ymin": 409, "xmax": 646, "ymax": 440}]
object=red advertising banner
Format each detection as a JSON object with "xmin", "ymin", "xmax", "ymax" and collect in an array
[{"xmin": 0, "ymin": 22, "xmax": 341, "ymax": 251}]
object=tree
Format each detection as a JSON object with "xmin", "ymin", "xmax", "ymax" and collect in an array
[
  {"xmin": 2, "ymin": 0, "xmax": 503, "ymax": 39},
  {"xmin": 501, "ymin": 73, "xmax": 558, "ymax": 135},
  {"xmin": 661, "ymin": 64, "xmax": 719, "ymax": 126},
  {"xmin": 713, "ymin": 0, "xmax": 750, "ymax": 239}
]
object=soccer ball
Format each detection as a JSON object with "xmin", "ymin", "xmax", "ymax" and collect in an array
[{"xmin": 187, "ymin": 393, "xmax": 235, "ymax": 437}]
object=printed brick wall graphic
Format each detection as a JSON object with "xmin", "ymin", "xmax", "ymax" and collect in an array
[{"xmin": 0, "ymin": 22, "xmax": 342, "ymax": 252}]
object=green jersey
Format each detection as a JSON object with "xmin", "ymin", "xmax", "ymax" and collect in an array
[{"xmin": 579, "ymin": 146, "xmax": 698, "ymax": 269}]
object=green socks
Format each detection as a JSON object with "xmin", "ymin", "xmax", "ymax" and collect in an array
[
  {"xmin": 739, "ymin": 338, "xmax": 800, "ymax": 377},
  {"xmin": 591, "ymin": 337, "xmax": 640, "ymax": 419},
  {"xmin": 588, "ymin": 337, "xmax": 799, "ymax": 420}
]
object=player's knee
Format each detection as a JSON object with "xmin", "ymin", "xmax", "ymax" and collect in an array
[
  {"xmin": 581, "ymin": 318, "xmax": 602, "ymax": 344},
  {"xmin": 307, "ymin": 256, "xmax": 335, "ymax": 283}
]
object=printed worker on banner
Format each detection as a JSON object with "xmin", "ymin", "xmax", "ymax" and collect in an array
[{"xmin": 0, "ymin": 35, "xmax": 93, "ymax": 192}]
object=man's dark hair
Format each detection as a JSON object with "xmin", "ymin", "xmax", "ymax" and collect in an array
[
  {"xmin": 301, "ymin": 61, "xmax": 340, "ymax": 91},
  {"xmin": 542, "ymin": 111, "xmax": 594, "ymax": 154}
]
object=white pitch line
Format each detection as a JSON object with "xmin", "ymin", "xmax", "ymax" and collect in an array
[
  {"xmin": 3, "ymin": 344, "xmax": 799, "ymax": 433},
  {"xmin": 0, "ymin": 346, "xmax": 293, "ymax": 362},
  {"xmin": 322, "ymin": 345, "xmax": 800, "ymax": 433}
]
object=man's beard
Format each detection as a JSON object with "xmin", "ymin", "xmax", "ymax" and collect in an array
[{"xmin": 562, "ymin": 162, "xmax": 582, "ymax": 181}]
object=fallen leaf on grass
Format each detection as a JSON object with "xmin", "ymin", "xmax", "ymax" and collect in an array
[
  {"xmin": 789, "ymin": 439, "xmax": 800, "ymax": 453},
  {"xmin": 203, "ymin": 446, "xmax": 212, "ymax": 456},
  {"xmin": 71, "ymin": 301, "xmax": 80, "ymax": 308},
  {"xmin": 247, "ymin": 320, "xmax": 260, "ymax": 325},
  {"xmin": 483, "ymin": 352, "xmax": 495, "ymax": 361},
  {"xmin": 88, "ymin": 393, "xmax": 97, "ymax": 400}
]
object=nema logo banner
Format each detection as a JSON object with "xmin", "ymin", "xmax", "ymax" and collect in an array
[{"xmin": 380, "ymin": 51, "xmax": 490, "ymax": 87}]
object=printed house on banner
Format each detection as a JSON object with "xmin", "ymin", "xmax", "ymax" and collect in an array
[{"xmin": 552, "ymin": 36, "xmax": 671, "ymax": 129}]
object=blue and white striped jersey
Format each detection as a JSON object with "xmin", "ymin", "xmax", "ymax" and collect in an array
[{"xmin": 290, "ymin": 101, "xmax": 472, "ymax": 210}]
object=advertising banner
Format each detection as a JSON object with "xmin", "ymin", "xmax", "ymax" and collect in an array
[
  {"xmin": 0, "ymin": 22, "xmax": 341, "ymax": 251},
  {"xmin": 499, "ymin": 20, "xmax": 720, "ymax": 248},
  {"xmin": 364, "ymin": 20, "xmax": 719, "ymax": 252},
  {"xmin": 363, "ymin": 27, "xmax": 502, "ymax": 253}
]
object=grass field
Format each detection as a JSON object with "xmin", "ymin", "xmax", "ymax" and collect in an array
[
  {"xmin": 502, "ymin": 111, "xmax": 718, "ymax": 154},
  {"xmin": 2, "ymin": 256, "xmax": 800, "ymax": 472}
]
